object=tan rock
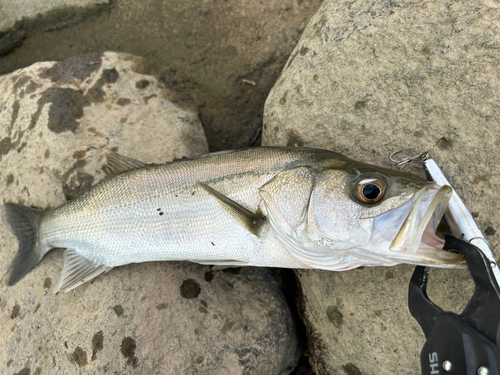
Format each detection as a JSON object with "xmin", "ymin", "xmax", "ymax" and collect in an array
[
  {"xmin": 0, "ymin": 0, "xmax": 109, "ymax": 33},
  {"xmin": 0, "ymin": 0, "xmax": 110, "ymax": 57},
  {"xmin": 0, "ymin": 0, "xmax": 324, "ymax": 150},
  {"xmin": 264, "ymin": 0, "xmax": 499, "ymax": 373},
  {"xmin": 0, "ymin": 52, "xmax": 299, "ymax": 374}
]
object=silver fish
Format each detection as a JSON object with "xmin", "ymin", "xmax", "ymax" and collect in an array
[{"xmin": 2, "ymin": 147, "xmax": 464, "ymax": 293}]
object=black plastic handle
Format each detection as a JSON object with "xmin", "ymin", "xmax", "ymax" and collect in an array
[
  {"xmin": 409, "ymin": 236, "xmax": 500, "ymax": 375},
  {"xmin": 420, "ymin": 312, "xmax": 500, "ymax": 375}
]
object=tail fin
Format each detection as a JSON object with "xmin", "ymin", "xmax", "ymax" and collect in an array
[{"xmin": 1, "ymin": 203, "xmax": 45, "ymax": 285}]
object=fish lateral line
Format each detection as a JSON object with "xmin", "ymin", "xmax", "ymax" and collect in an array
[{"xmin": 1, "ymin": 147, "xmax": 467, "ymax": 293}]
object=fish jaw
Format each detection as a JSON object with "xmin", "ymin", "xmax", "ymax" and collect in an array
[{"xmin": 366, "ymin": 184, "xmax": 466, "ymax": 268}]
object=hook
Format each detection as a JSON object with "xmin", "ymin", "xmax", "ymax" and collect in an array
[{"xmin": 390, "ymin": 149, "xmax": 429, "ymax": 170}]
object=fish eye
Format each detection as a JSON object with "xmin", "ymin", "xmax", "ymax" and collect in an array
[{"xmin": 352, "ymin": 178, "xmax": 386, "ymax": 205}]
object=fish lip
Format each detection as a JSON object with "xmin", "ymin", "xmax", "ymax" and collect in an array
[
  {"xmin": 390, "ymin": 184, "xmax": 452, "ymax": 253},
  {"xmin": 370, "ymin": 183, "xmax": 466, "ymax": 267}
]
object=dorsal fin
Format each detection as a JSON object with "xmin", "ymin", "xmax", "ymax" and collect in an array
[
  {"xmin": 176, "ymin": 150, "xmax": 236, "ymax": 162},
  {"xmin": 105, "ymin": 151, "xmax": 238, "ymax": 178},
  {"xmin": 195, "ymin": 180, "xmax": 265, "ymax": 236},
  {"xmin": 105, "ymin": 152, "xmax": 149, "ymax": 177}
]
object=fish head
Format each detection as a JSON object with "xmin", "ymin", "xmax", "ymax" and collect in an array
[{"xmin": 259, "ymin": 157, "xmax": 465, "ymax": 270}]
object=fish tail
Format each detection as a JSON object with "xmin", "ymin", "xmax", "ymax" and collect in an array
[{"xmin": 2, "ymin": 203, "xmax": 45, "ymax": 286}]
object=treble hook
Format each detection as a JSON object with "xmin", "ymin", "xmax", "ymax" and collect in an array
[{"xmin": 390, "ymin": 149, "xmax": 429, "ymax": 170}]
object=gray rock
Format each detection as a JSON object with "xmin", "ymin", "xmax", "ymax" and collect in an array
[
  {"xmin": 0, "ymin": 0, "xmax": 109, "ymax": 56},
  {"xmin": 0, "ymin": 0, "xmax": 323, "ymax": 150},
  {"xmin": 0, "ymin": 53, "xmax": 299, "ymax": 374},
  {"xmin": 1, "ymin": 51, "xmax": 208, "ymax": 203},
  {"xmin": 0, "ymin": 0, "xmax": 109, "ymax": 32},
  {"xmin": 264, "ymin": 0, "xmax": 499, "ymax": 373}
]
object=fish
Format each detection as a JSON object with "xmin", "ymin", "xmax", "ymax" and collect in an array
[{"xmin": 1, "ymin": 147, "xmax": 465, "ymax": 293}]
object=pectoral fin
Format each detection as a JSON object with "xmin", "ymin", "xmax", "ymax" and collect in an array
[
  {"xmin": 54, "ymin": 249, "xmax": 112, "ymax": 293},
  {"xmin": 195, "ymin": 181, "xmax": 265, "ymax": 235}
]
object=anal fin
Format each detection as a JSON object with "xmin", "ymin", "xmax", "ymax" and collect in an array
[
  {"xmin": 54, "ymin": 249, "xmax": 112, "ymax": 293},
  {"xmin": 195, "ymin": 181, "xmax": 265, "ymax": 235}
]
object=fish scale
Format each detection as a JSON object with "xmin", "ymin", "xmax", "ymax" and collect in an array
[
  {"xmin": 2, "ymin": 147, "xmax": 466, "ymax": 293},
  {"xmin": 40, "ymin": 149, "xmax": 303, "ymax": 267}
]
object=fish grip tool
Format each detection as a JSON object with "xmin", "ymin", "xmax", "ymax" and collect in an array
[
  {"xmin": 409, "ymin": 236, "xmax": 500, "ymax": 375},
  {"xmin": 408, "ymin": 235, "xmax": 500, "ymax": 375},
  {"xmin": 403, "ymin": 155, "xmax": 500, "ymax": 374}
]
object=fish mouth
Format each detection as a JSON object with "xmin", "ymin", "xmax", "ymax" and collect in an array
[{"xmin": 370, "ymin": 184, "xmax": 466, "ymax": 268}]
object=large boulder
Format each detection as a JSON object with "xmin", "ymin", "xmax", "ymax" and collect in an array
[
  {"xmin": 0, "ymin": 52, "xmax": 300, "ymax": 374},
  {"xmin": 264, "ymin": 0, "xmax": 499, "ymax": 373},
  {"xmin": 0, "ymin": 0, "xmax": 110, "ymax": 57},
  {"xmin": 0, "ymin": 0, "xmax": 324, "ymax": 151}
]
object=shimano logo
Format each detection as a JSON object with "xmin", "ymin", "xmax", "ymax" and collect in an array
[{"xmin": 429, "ymin": 352, "xmax": 440, "ymax": 374}]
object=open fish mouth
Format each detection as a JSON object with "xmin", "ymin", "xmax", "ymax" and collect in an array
[{"xmin": 370, "ymin": 184, "xmax": 466, "ymax": 268}]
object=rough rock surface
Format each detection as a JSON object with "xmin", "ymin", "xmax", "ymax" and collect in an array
[
  {"xmin": 0, "ymin": 53, "xmax": 299, "ymax": 374},
  {"xmin": 0, "ymin": 51, "xmax": 208, "ymax": 203},
  {"xmin": 0, "ymin": 0, "xmax": 109, "ymax": 31},
  {"xmin": 264, "ymin": 0, "xmax": 499, "ymax": 373},
  {"xmin": 0, "ymin": 0, "xmax": 109, "ymax": 57},
  {"xmin": 0, "ymin": 0, "xmax": 323, "ymax": 150}
]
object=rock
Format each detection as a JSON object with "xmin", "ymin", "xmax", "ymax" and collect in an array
[
  {"xmin": 0, "ymin": 53, "xmax": 299, "ymax": 374},
  {"xmin": 0, "ymin": 51, "xmax": 208, "ymax": 203},
  {"xmin": 264, "ymin": 0, "xmax": 499, "ymax": 373},
  {"xmin": 0, "ymin": 0, "xmax": 109, "ymax": 57},
  {"xmin": 0, "ymin": 0, "xmax": 323, "ymax": 150},
  {"xmin": 0, "ymin": 0, "xmax": 109, "ymax": 32}
]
